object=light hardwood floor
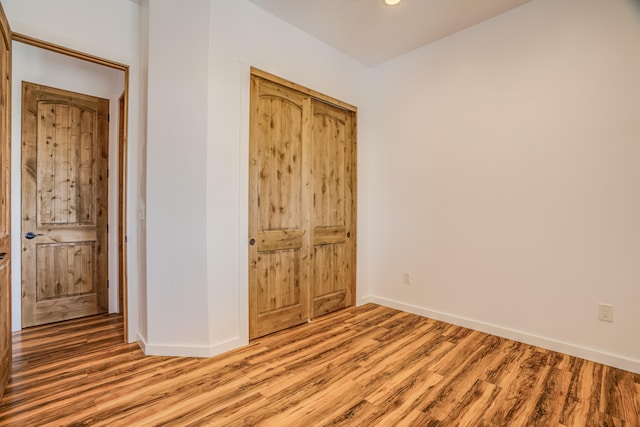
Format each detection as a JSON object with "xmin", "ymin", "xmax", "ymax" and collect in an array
[{"xmin": 0, "ymin": 304, "xmax": 638, "ymax": 426}]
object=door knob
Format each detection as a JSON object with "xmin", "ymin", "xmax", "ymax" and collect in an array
[
  {"xmin": 249, "ymin": 238, "xmax": 256, "ymax": 246},
  {"xmin": 0, "ymin": 253, "xmax": 6, "ymax": 260},
  {"xmin": 24, "ymin": 232, "xmax": 43, "ymax": 240}
]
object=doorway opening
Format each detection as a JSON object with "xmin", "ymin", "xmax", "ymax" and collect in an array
[{"xmin": 10, "ymin": 33, "xmax": 129, "ymax": 340}]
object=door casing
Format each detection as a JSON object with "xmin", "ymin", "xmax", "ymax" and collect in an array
[{"xmin": 0, "ymin": 1, "xmax": 11, "ymax": 400}]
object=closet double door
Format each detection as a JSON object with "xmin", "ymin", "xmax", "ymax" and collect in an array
[{"xmin": 249, "ymin": 69, "xmax": 357, "ymax": 339}]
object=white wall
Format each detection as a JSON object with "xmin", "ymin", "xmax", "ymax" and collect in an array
[
  {"xmin": 367, "ymin": 0, "xmax": 640, "ymax": 372},
  {"xmin": 10, "ymin": 42, "xmax": 124, "ymax": 330},
  {"xmin": 141, "ymin": 0, "xmax": 371, "ymax": 356},
  {"xmin": 142, "ymin": 0, "xmax": 211, "ymax": 354},
  {"xmin": 206, "ymin": 1, "xmax": 371, "ymax": 352},
  {"xmin": 3, "ymin": 0, "xmax": 143, "ymax": 341}
]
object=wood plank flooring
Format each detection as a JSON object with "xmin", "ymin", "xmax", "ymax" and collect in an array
[{"xmin": 0, "ymin": 304, "xmax": 638, "ymax": 426}]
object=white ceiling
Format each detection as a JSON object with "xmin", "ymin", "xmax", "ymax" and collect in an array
[{"xmin": 248, "ymin": 0, "xmax": 535, "ymax": 66}]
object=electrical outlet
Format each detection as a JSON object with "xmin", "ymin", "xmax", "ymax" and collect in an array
[
  {"xmin": 402, "ymin": 272, "xmax": 411, "ymax": 285},
  {"xmin": 598, "ymin": 304, "xmax": 613, "ymax": 322}
]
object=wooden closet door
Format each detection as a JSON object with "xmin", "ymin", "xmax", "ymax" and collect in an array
[
  {"xmin": 249, "ymin": 76, "xmax": 311, "ymax": 339},
  {"xmin": 310, "ymin": 100, "xmax": 356, "ymax": 317},
  {"xmin": 249, "ymin": 70, "xmax": 356, "ymax": 339}
]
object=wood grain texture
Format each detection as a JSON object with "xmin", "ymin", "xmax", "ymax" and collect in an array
[
  {"xmin": 250, "ymin": 67, "xmax": 357, "ymax": 113},
  {"xmin": 0, "ymin": 1, "xmax": 10, "ymax": 401},
  {"xmin": 21, "ymin": 82, "xmax": 109, "ymax": 327},
  {"xmin": 249, "ymin": 72, "xmax": 357, "ymax": 339},
  {"xmin": 311, "ymin": 99, "xmax": 356, "ymax": 318},
  {"xmin": 1, "ymin": 304, "xmax": 637, "ymax": 426},
  {"xmin": 249, "ymin": 75, "xmax": 309, "ymax": 339}
]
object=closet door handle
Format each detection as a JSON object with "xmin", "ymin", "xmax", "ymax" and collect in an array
[
  {"xmin": 0, "ymin": 252, "xmax": 6, "ymax": 260},
  {"xmin": 25, "ymin": 232, "xmax": 44, "ymax": 240}
]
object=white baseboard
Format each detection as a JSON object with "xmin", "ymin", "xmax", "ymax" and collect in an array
[
  {"xmin": 136, "ymin": 332, "xmax": 147, "ymax": 353},
  {"xmin": 362, "ymin": 296, "xmax": 640, "ymax": 374},
  {"xmin": 136, "ymin": 333, "xmax": 247, "ymax": 358}
]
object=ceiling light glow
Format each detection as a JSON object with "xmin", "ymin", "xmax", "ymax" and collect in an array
[{"xmin": 384, "ymin": 0, "xmax": 402, "ymax": 5}]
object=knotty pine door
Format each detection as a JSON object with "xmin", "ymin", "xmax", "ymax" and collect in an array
[
  {"xmin": 21, "ymin": 82, "xmax": 109, "ymax": 328},
  {"xmin": 249, "ymin": 69, "xmax": 357, "ymax": 339},
  {"xmin": 0, "ymin": 2, "xmax": 10, "ymax": 400}
]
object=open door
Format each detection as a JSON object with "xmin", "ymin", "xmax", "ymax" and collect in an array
[
  {"xmin": 0, "ymin": 1, "xmax": 11, "ymax": 400},
  {"xmin": 21, "ymin": 82, "xmax": 109, "ymax": 327}
]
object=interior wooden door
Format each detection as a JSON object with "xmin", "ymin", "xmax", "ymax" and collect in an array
[
  {"xmin": 249, "ymin": 70, "xmax": 356, "ymax": 339},
  {"xmin": 249, "ymin": 76, "xmax": 311, "ymax": 339},
  {"xmin": 310, "ymin": 100, "xmax": 356, "ymax": 317},
  {"xmin": 0, "ymin": 1, "xmax": 11, "ymax": 400},
  {"xmin": 21, "ymin": 82, "xmax": 109, "ymax": 328}
]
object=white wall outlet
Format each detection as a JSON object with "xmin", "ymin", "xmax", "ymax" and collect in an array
[
  {"xmin": 402, "ymin": 272, "xmax": 411, "ymax": 285},
  {"xmin": 598, "ymin": 304, "xmax": 613, "ymax": 322}
]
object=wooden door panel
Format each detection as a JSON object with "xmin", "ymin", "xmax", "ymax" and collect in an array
[
  {"xmin": 313, "ymin": 226, "xmax": 346, "ymax": 246},
  {"xmin": 0, "ymin": 2, "xmax": 11, "ymax": 400},
  {"xmin": 32, "ymin": 296, "xmax": 98, "ymax": 326},
  {"xmin": 310, "ymin": 100, "xmax": 354, "ymax": 317},
  {"xmin": 254, "ymin": 249, "xmax": 304, "ymax": 338},
  {"xmin": 257, "ymin": 98, "xmax": 303, "ymax": 229},
  {"xmin": 312, "ymin": 244, "xmax": 347, "ymax": 315},
  {"xmin": 312, "ymin": 104, "xmax": 346, "ymax": 227},
  {"xmin": 36, "ymin": 243, "xmax": 95, "ymax": 299},
  {"xmin": 22, "ymin": 82, "xmax": 108, "ymax": 328},
  {"xmin": 249, "ymin": 76, "xmax": 310, "ymax": 339},
  {"xmin": 257, "ymin": 229, "xmax": 303, "ymax": 252},
  {"xmin": 37, "ymin": 103, "xmax": 96, "ymax": 225},
  {"xmin": 256, "ymin": 250, "xmax": 301, "ymax": 312}
]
